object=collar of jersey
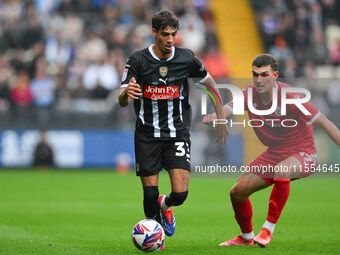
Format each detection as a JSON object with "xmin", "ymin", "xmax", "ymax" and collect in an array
[{"xmin": 148, "ymin": 44, "xmax": 175, "ymax": 61}]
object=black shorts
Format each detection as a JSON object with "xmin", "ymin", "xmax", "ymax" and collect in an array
[{"xmin": 134, "ymin": 130, "xmax": 191, "ymax": 177}]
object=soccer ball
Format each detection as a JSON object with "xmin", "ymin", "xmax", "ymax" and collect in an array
[{"xmin": 132, "ymin": 219, "xmax": 165, "ymax": 252}]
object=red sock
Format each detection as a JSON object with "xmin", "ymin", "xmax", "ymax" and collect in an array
[
  {"xmin": 267, "ymin": 179, "xmax": 290, "ymax": 224},
  {"xmin": 231, "ymin": 198, "xmax": 253, "ymax": 233}
]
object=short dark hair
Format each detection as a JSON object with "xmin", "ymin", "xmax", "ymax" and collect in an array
[
  {"xmin": 252, "ymin": 54, "xmax": 278, "ymax": 71},
  {"xmin": 152, "ymin": 10, "xmax": 179, "ymax": 32}
]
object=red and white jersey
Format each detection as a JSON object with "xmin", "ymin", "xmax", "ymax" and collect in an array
[{"xmin": 226, "ymin": 82, "xmax": 321, "ymax": 154}]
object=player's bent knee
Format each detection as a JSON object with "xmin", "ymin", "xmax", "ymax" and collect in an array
[
  {"xmin": 169, "ymin": 191, "xmax": 188, "ymax": 206},
  {"xmin": 229, "ymin": 186, "xmax": 237, "ymax": 198},
  {"xmin": 230, "ymin": 186, "xmax": 248, "ymax": 201}
]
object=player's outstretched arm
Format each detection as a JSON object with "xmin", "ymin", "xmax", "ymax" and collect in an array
[
  {"xmin": 201, "ymin": 75, "xmax": 229, "ymax": 147},
  {"xmin": 314, "ymin": 114, "xmax": 340, "ymax": 148},
  {"xmin": 118, "ymin": 77, "xmax": 142, "ymax": 107},
  {"xmin": 202, "ymin": 106, "xmax": 233, "ymax": 126}
]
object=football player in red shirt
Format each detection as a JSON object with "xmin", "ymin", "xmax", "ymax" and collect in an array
[{"xmin": 203, "ymin": 54, "xmax": 340, "ymax": 247}]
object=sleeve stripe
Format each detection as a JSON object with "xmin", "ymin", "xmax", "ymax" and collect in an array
[
  {"xmin": 197, "ymin": 72, "xmax": 210, "ymax": 84},
  {"xmin": 306, "ymin": 111, "xmax": 321, "ymax": 126},
  {"xmin": 121, "ymin": 84, "xmax": 128, "ymax": 88}
]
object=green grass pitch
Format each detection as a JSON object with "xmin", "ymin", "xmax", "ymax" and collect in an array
[{"xmin": 0, "ymin": 170, "xmax": 339, "ymax": 254}]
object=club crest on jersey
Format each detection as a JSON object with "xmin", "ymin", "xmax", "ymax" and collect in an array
[{"xmin": 159, "ymin": 66, "xmax": 168, "ymax": 77}]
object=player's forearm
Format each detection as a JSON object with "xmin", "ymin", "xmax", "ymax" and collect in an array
[
  {"xmin": 118, "ymin": 88, "xmax": 130, "ymax": 107},
  {"xmin": 209, "ymin": 106, "xmax": 232, "ymax": 119},
  {"xmin": 223, "ymin": 106, "xmax": 233, "ymax": 119},
  {"xmin": 203, "ymin": 76, "xmax": 224, "ymax": 119},
  {"xmin": 202, "ymin": 76, "xmax": 228, "ymax": 145},
  {"xmin": 316, "ymin": 115, "xmax": 340, "ymax": 148},
  {"xmin": 202, "ymin": 76, "xmax": 232, "ymax": 120},
  {"xmin": 211, "ymin": 96, "xmax": 224, "ymax": 119},
  {"xmin": 322, "ymin": 121, "xmax": 340, "ymax": 148}
]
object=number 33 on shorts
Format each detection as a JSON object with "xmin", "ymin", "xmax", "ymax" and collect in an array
[{"xmin": 175, "ymin": 142, "xmax": 190, "ymax": 163}]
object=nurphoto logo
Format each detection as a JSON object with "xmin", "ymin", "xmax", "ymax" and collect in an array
[{"xmin": 200, "ymin": 84, "xmax": 312, "ymax": 128}]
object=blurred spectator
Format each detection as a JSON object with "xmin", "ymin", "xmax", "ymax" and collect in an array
[
  {"xmin": 307, "ymin": 28, "xmax": 328, "ymax": 65},
  {"xmin": 45, "ymin": 33, "xmax": 72, "ymax": 66},
  {"xmin": 258, "ymin": 12, "xmax": 280, "ymax": 48},
  {"xmin": 34, "ymin": 0, "xmax": 61, "ymax": 16},
  {"xmin": 180, "ymin": 8, "xmax": 206, "ymax": 54},
  {"xmin": 203, "ymin": 45, "xmax": 231, "ymax": 78},
  {"xmin": 269, "ymin": 36, "xmax": 293, "ymax": 75},
  {"xmin": 309, "ymin": 1, "xmax": 323, "ymax": 30},
  {"xmin": 252, "ymin": 0, "xmax": 340, "ymax": 77},
  {"xmin": 61, "ymin": 12, "xmax": 84, "ymax": 44},
  {"xmin": 43, "ymin": 12, "xmax": 65, "ymax": 38},
  {"xmin": 0, "ymin": 56, "xmax": 12, "ymax": 112},
  {"xmin": 30, "ymin": 57, "xmax": 56, "ymax": 107},
  {"xmin": 78, "ymin": 32, "xmax": 107, "ymax": 62},
  {"xmin": 0, "ymin": 85, "xmax": 10, "ymax": 112},
  {"xmin": 32, "ymin": 129, "xmax": 54, "ymax": 168},
  {"xmin": 325, "ymin": 20, "xmax": 340, "ymax": 51},
  {"xmin": 329, "ymin": 38, "xmax": 340, "ymax": 66},
  {"xmin": 327, "ymin": 76, "xmax": 340, "ymax": 106},
  {"xmin": 0, "ymin": 0, "xmax": 23, "ymax": 17},
  {"xmin": 82, "ymin": 57, "xmax": 119, "ymax": 99},
  {"xmin": 10, "ymin": 70, "xmax": 33, "ymax": 106},
  {"xmin": 0, "ymin": 81, "xmax": 10, "ymax": 113},
  {"xmin": 283, "ymin": 58, "xmax": 297, "ymax": 80},
  {"xmin": 22, "ymin": 16, "xmax": 44, "ymax": 49},
  {"xmin": 321, "ymin": 0, "xmax": 339, "ymax": 24}
]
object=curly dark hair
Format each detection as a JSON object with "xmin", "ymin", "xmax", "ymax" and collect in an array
[{"xmin": 152, "ymin": 10, "xmax": 179, "ymax": 32}]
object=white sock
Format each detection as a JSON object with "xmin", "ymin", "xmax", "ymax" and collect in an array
[
  {"xmin": 241, "ymin": 231, "xmax": 254, "ymax": 240},
  {"xmin": 262, "ymin": 220, "xmax": 275, "ymax": 234},
  {"xmin": 161, "ymin": 194, "xmax": 171, "ymax": 211}
]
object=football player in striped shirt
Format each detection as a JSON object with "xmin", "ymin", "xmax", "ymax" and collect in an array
[{"xmin": 119, "ymin": 10, "xmax": 228, "ymax": 248}]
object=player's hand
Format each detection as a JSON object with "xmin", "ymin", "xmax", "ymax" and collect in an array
[
  {"xmin": 203, "ymin": 113, "xmax": 217, "ymax": 126},
  {"xmin": 125, "ymin": 77, "xmax": 142, "ymax": 99},
  {"xmin": 203, "ymin": 113, "xmax": 228, "ymax": 147},
  {"xmin": 215, "ymin": 123, "xmax": 228, "ymax": 148}
]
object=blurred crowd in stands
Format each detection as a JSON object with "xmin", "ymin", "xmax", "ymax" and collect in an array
[
  {"xmin": 252, "ymin": 0, "xmax": 340, "ymax": 76},
  {"xmin": 252, "ymin": 0, "xmax": 340, "ymax": 124},
  {"xmin": 0, "ymin": 0, "xmax": 339, "ymax": 129},
  {"xmin": 0, "ymin": 0, "xmax": 229, "ymax": 128}
]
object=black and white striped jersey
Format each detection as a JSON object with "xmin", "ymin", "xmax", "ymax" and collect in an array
[{"xmin": 121, "ymin": 45, "xmax": 209, "ymax": 138}]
